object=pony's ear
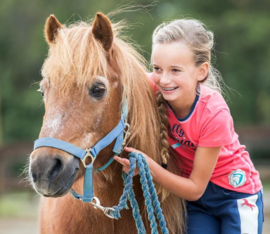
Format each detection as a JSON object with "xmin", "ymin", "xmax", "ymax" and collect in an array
[
  {"xmin": 92, "ymin": 13, "xmax": 113, "ymax": 52},
  {"xmin": 44, "ymin": 15, "xmax": 63, "ymax": 44}
]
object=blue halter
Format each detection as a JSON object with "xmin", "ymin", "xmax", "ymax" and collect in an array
[{"xmin": 33, "ymin": 101, "xmax": 129, "ymax": 202}]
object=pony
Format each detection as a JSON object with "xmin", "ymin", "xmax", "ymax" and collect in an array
[{"xmin": 29, "ymin": 12, "xmax": 185, "ymax": 234}]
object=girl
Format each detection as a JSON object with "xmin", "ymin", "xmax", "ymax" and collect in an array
[{"xmin": 114, "ymin": 19, "xmax": 264, "ymax": 234}]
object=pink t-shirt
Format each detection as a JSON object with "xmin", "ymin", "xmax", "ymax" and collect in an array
[{"xmin": 149, "ymin": 74, "xmax": 262, "ymax": 194}]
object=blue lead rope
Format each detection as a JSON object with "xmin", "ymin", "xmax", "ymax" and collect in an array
[{"xmin": 110, "ymin": 152, "xmax": 169, "ymax": 234}]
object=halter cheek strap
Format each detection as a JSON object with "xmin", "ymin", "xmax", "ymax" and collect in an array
[{"xmin": 33, "ymin": 101, "xmax": 129, "ymax": 202}]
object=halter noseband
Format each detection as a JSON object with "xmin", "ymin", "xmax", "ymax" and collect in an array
[{"xmin": 33, "ymin": 101, "xmax": 129, "ymax": 203}]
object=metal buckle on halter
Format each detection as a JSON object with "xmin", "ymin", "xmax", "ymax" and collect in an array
[
  {"xmin": 81, "ymin": 148, "xmax": 95, "ymax": 168},
  {"xmin": 122, "ymin": 122, "xmax": 131, "ymax": 146},
  {"xmin": 90, "ymin": 197, "xmax": 116, "ymax": 219}
]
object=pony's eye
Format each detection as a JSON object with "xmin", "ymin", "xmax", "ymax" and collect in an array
[
  {"xmin": 38, "ymin": 87, "xmax": 45, "ymax": 98},
  {"xmin": 89, "ymin": 83, "xmax": 106, "ymax": 98}
]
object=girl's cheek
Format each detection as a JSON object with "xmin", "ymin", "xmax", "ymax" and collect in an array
[{"xmin": 152, "ymin": 73, "xmax": 160, "ymax": 84}]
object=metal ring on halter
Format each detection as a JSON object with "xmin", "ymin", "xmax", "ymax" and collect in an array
[
  {"xmin": 122, "ymin": 123, "xmax": 131, "ymax": 146},
  {"xmin": 81, "ymin": 148, "xmax": 95, "ymax": 168},
  {"xmin": 124, "ymin": 122, "xmax": 130, "ymax": 134}
]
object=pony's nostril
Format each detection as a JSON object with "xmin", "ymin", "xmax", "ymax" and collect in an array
[{"xmin": 49, "ymin": 158, "xmax": 63, "ymax": 181}]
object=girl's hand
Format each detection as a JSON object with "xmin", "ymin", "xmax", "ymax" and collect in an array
[{"xmin": 113, "ymin": 147, "xmax": 151, "ymax": 175}]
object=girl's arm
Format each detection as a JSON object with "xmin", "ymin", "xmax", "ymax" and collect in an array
[{"xmin": 114, "ymin": 146, "xmax": 221, "ymax": 201}]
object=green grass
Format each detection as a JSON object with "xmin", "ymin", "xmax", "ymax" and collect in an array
[{"xmin": 0, "ymin": 192, "xmax": 39, "ymax": 218}]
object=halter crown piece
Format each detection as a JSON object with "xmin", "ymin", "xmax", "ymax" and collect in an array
[{"xmin": 34, "ymin": 100, "xmax": 129, "ymax": 204}]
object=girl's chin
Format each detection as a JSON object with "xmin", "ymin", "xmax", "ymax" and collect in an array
[{"xmin": 161, "ymin": 94, "xmax": 179, "ymax": 103}]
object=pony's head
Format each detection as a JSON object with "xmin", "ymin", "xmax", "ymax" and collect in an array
[{"xmin": 29, "ymin": 13, "xmax": 162, "ymax": 197}]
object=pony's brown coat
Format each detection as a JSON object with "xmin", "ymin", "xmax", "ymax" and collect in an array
[{"xmin": 32, "ymin": 12, "xmax": 186, "ymax": 234}]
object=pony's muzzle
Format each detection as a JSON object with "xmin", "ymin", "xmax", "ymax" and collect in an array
[{"xmin": 29, "ymin": 151, "xmax": 80, "ymax": 197}]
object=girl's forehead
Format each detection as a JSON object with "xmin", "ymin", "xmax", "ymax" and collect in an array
[{"xmin": 152, "ymin": 42, "xmax": 195, "ymax": 66}]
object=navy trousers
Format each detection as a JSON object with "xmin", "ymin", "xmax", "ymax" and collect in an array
[{"xmin": 186, "ymin": 182, "xmax": 264, "ymax": 234}]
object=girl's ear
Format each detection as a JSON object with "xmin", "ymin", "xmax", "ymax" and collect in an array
[
  {"xmin": 197, "ymin": 62, "xmax": 209, "ymax": 82},
  {"xmin": 44, "ymin": 15, "xmax": 63, "ymax": 45}
]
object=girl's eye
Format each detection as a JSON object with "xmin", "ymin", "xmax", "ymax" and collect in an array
[
  {"xmin": 172, "ymin": 69, "xmax": 181, "ymax": 73},
  {"xmin": 153, "ymin": 67, "xmax": 161, "ymax": 72},
  {"xmin": 89, "ymin": 83, "xmax": 106, "ymax": 98}
]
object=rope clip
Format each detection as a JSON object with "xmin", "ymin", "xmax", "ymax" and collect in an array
[{"xmin": 90, "ymin": 197, "xmax": 116, "ymax": 219}]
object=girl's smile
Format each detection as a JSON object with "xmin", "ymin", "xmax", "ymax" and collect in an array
[{"xmin": 161, "ymin": 86, "xmax": 179, "ymax": 92}]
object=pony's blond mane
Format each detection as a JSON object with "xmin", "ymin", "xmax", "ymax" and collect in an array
[{"xmin": 41, "ymin": 16, "xmax": 185, "ymax": 233}]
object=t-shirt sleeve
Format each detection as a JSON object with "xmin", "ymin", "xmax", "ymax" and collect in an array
[{"xmin": 198, "ymin": 109, "xmax": 234, "ymax": 147}]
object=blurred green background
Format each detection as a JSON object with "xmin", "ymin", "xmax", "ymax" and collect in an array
[{"xmin": 0, "ymin": 0, "xmax": 269, "ymax": 233}]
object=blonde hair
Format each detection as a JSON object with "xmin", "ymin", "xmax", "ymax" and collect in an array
[{"xmin": 152, "ymin": 18, "xmax": 222, "ymax": 93}]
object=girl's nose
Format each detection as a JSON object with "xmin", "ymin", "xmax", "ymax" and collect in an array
[{"xmin": 159, "ymin": 73, "xmax": 171, "ymax": 85}]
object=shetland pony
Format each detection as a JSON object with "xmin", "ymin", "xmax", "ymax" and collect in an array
[{"xmin": 29, "ymin": 12, "xmax": 185, "ymax": 234}]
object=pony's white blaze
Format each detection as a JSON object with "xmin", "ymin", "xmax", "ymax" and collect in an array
[
  {"xmin": 43, "ymin": 99, "xmax": 77, "ymax": 138},
  {"xmin": 44, "ymin": 110, "xmax": 65, "ymax": 137},
  {"xmin": 81, "ymin": 133, "xmax": 93, "ymax": 149}
]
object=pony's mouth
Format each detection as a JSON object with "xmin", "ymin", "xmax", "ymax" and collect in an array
[{"xmin": 44, "ymin": 168, "xmax": 79, "ymax": 197}]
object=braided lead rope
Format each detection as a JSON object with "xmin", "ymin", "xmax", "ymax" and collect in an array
[
  {"xmin": 136, "ymin": 155, "xmax": 159, "ymax": 234},
  {"xmin": 109, "ymin": 152, "xmax": 169, "ymax": 234},
  {"xmin": 110, "ymin": 157, "xmax": 137, "ymax": 219},
  {"xmin": 123, "ymin": 173, "xmax": 146, "ymax": 234},
  {"xmin": 110, "ymin": 157, "xmax": 146, "ymax": 233},
  {"xmin": 141, "ymin": 156, "xmax": 169, "ymax": 234}
]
